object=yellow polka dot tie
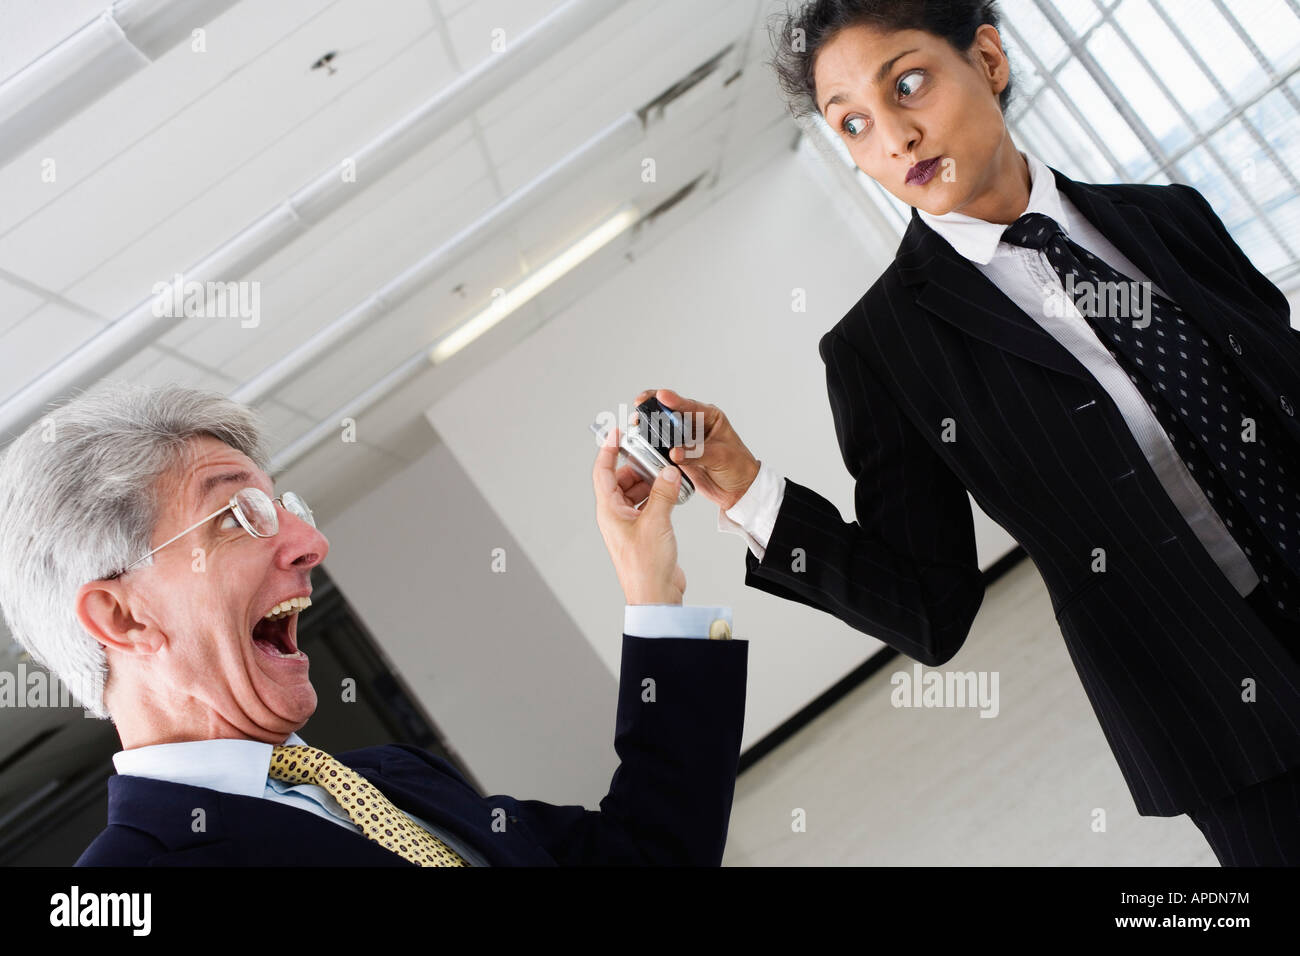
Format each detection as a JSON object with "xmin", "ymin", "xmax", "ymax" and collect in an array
[{"xmin": 268, "ymin": 744, "xmax": 468, "ymax": 867}]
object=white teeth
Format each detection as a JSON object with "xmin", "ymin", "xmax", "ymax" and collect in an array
[{"xmin": 262, "ymin": 595, "xmax": 312, "ymax": 622}]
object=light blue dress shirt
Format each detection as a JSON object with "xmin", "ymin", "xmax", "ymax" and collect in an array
[{"xmin": 624, "ymin": 604, "xmax": 733, "ymax": 638}]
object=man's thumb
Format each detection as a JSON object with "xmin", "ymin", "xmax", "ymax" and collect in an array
[{"xmin": 642, "ymin": 464, "xmax": 681, "ymax": 519}]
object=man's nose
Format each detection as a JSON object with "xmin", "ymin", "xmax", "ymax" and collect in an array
[{"xmin": 276, "ymin": 508, "xmax": 329, "ymax": 569}]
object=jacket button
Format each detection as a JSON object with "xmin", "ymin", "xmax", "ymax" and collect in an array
[
  {"xmin": 1228, "ymin": 333, "xmax": 1242, "ymax": 355},
  {"xmin": 1282, "ymin": 395, "xmax": 1295, "ymax": 417}
]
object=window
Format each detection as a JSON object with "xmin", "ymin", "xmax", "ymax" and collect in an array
[{"xmin": 1001, "ymin": 0, "xmax": 1300, "ymax": 290}]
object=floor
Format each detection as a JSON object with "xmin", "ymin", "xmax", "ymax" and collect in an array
[{"xmin": 722, "ymin": 557, "xmax": 1219, "ymax": 866}]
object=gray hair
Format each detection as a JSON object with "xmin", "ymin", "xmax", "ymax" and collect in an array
[{"xmin": 0, "ymin": 381, "xmax": 270, "ymax": 719}]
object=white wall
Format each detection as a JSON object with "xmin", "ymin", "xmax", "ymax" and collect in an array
[
  {"xmin": 426, "ymin": 144, "xmax": 1018, "ymax": 757},
  {"xmin": 321, "ymin": 431, "xmax": 619, "ymax": 805}
]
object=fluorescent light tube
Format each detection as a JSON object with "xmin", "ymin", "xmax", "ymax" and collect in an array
[{"xmin": 428, "ymin": 207, "xmax": 638, "ymax": 365}]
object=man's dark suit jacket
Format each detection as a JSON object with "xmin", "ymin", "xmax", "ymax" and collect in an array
[
  {"xmin": 76, "ymin": 635, "xmax": 747, "ymax": 865},
  {"xmin": 744, "ymin": 165, "xmax": 1300, "ymax": 818}
]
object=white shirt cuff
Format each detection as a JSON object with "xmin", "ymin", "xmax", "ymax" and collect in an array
[{"xmin": 716, "ymin": 461, "xmax": 785, "ymax": 562}]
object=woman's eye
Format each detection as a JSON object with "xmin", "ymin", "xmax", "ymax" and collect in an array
[
  {"xmin": 843, "ymin": 115, "xmax": 868, "ymax": 136},
  {"xmin": 217, "ymin": 512, "xmax": 240, "ymax": 532},
  {"xmin": 897, "ymin": 69, "xmax": 924, "ymax": 98}
]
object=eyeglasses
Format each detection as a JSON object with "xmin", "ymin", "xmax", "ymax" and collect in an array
[{"xmin": 109, "ymin": 488, "xmax": 315, "ymax": 578}]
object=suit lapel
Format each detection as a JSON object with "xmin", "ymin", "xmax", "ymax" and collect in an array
[
  {"xmin": 901, "ymin": 202, "xmax": 1094, "ymax": 382},
  {"xmin": 1051, "ymin": 168, "xmax": 1231, "ymax": 342},
  {"xmin": 897, "ymin": 164, "xmax": 1228, "ymax": 382},
  {"xmin": 106, "ymin": 772, "xmax": 414, "ymax": 866}
]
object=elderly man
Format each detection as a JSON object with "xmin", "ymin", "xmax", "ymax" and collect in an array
[{"xmin": 0, "ymin": 382, "xmax": 747, "ymax": 866}]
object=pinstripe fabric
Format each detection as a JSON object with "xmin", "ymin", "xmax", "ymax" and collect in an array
[
  {"xmin": 1001, "ymin": 210, "xmax": 1300, "ymax": 622},
  {"xmin": 744, "ymin": 166, "xmax": 1300, "ymax": 817},
  {"xmin": 1186, "ymin": 760, "xmax": 1300, "ymax": 866}
]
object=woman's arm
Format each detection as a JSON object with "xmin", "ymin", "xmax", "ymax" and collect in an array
[{"xmin": 742, "ymin": 328, "xmax": 985, "ymax": 665}]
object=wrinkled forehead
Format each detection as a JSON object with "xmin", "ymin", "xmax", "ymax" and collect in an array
[{"xmin": 159, "ymin": 435, "xmax": 271, "ymax": 521}]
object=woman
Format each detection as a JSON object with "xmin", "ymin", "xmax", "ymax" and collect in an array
[{"xmin": 636, "ymin": 0, "xmax": 1300, "ymax": 865}]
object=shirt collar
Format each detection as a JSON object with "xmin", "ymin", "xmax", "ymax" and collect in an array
[
  {"xmin": 112, "ymin": 731, "xmax": 309, "ymax": 797},
  {"xmin": 916, "ymin": 149, "xmax": 1070, "ymax": 264}
]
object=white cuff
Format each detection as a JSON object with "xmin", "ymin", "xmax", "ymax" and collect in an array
[
  {"xmin": 717, "ymin": 508, "xmax": 766, "ymax": 561},
  {"xmin": 715, "ymin": 461, "xmax": 785, "ymax": 562}
]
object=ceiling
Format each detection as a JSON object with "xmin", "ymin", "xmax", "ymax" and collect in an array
[{"xmin": 0, "ymin": 0, "xmax": 800, "ymax": 522}]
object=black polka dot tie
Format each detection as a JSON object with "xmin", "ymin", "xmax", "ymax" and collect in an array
[
  {"xmin": 1002, "ymin": 212, "xmax": 1300, "ymax": 626},
  {"xmin": 269, "ymin": 745, "xmax": 468, "ymax": 866}
]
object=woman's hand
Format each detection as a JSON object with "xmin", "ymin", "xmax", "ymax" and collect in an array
[
  {"xmin": 592, "ymin": 425, "xmax": 686, "ymax": 605},
  {"xmin": 632, "ymin": 387, "xmax": 760, "ymax": 512}
]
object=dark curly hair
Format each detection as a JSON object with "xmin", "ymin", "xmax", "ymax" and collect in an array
[{"xmin": 769, "ymin": 0, "xmax": 1014, "ymax": 120}]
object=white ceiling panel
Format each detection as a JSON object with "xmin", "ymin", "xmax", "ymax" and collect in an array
[
  {"xmin": 98, "ymin": 352, "xmax": 317, "ymax": 440},
  {"xmin": 253, "ymin": 397, "xmax": 318, "ymax": 448},
  {"xmin": 0, "ymin": 0, "xmax": 113, "ymax": 79},
  {"xmin": 503, "ymin": 114, "xmax": 723, "ymax": 259},
  {"xmin": 480, "ymin": 0, "xmax": 749, "ymax": 165},
  {"xmin": 0, "ymin": 275, "xmax": 46, "ymax": 334},
  {"xmin": 0, "ymin": 0, "xmax": 441, "ymax": 309},
  {"xmin": 435, "ymin": 0, "xmax": 476, "ymax": 18},
  {"xmin": 156, "ymin": 136, "xmax": 500, "ymax": 378},
  {"xmin": 442, "ymin": 0, "xmax": 558, "ymax": 74},
  {"xmin": 132, "ymin": 350, "xmax": 236, "ymax": 392},
  {"xmin": 64, "ymin": 25, "xmax": 462, "ymax": 319},
  {"xmin": 248, "ymin": 136, "xmax": 498, "ymax": 325},
  {"xmin": 470, "ymin": 0, "xmax": 656, "ymax": 134},
  {"xmin": 103, "ymin": 343, "xmax": 169, "ymax": 384},
  {"xmin": 0, "ymin": 0, "xmax": 335, "ymax": 239},
  {"xmin": 0, "ymin": 303, "xmax": 104, "ymax": 403},
  {"xmin": 194, "ymin": 117, "xmax": 480, "ymax": 334}
]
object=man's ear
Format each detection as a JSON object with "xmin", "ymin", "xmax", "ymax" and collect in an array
[{"xmin": 75, "ymin": 579, "xmax": 163, "ymax": 655}]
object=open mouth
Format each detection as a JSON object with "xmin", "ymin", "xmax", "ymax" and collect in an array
[{"xmin": 251, "ymin": 596, "xmax": 311, "ymax": 660}]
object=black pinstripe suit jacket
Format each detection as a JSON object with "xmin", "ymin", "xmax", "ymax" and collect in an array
[{"xmin": 745, "ymin": 165, "xmax": 1300, "ymax": 816}]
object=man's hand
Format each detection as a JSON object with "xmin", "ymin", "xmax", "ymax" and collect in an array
[
  {"xmin": 632, "ymin": 388, "xmax": 760, "ymax": 512},
  {"xmin": 593, "ymin": 424, "xmax": 686, "ymax": 605}
]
